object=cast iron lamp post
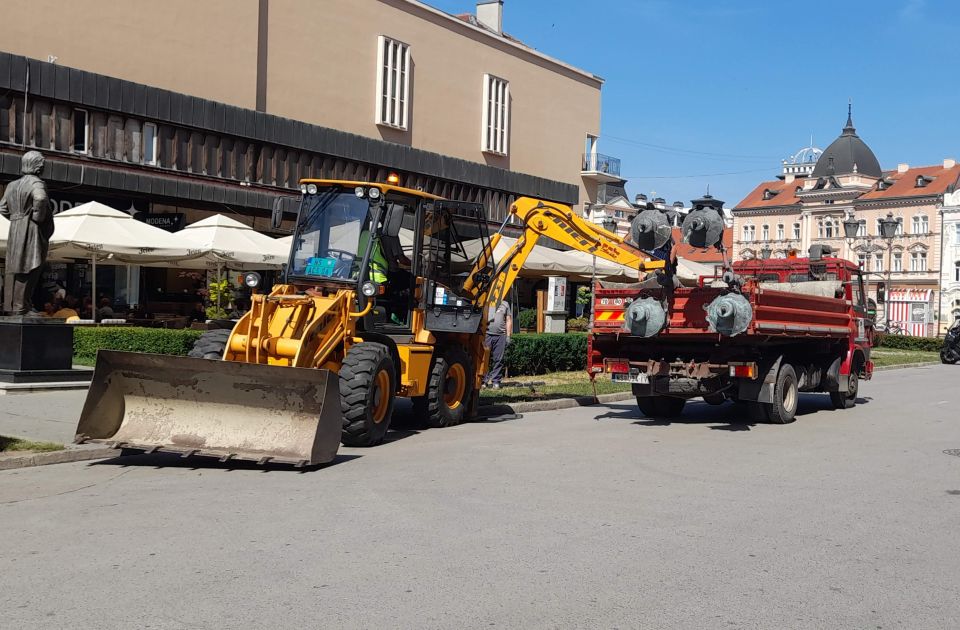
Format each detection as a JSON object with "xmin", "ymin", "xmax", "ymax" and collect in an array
[{"xmin": 878, "ymin": 212, "xmax": 902, "ymax": 331}]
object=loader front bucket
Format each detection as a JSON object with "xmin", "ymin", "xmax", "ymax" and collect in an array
[{"xmin": 75, "ymin": 351, "xmax": 342, "ymax": 467}]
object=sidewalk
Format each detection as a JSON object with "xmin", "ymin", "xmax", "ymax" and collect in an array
[{"xmin": 0, "ymin": 389, "xmax": 88, "ymax": 445}]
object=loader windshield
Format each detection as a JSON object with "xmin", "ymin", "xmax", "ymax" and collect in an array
[{"xmin": 290, "ymin": 190, "xmax": 371, "ymax": 281}]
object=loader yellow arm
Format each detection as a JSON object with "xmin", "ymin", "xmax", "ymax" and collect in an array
[{"xmin": 478, "ymin": 197, "xmax": 666, "ymax": 310}]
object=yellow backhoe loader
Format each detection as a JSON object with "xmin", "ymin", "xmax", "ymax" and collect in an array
[{"xmin": 75, "ymin": 178, "xmax": 667, "ymax": 466}]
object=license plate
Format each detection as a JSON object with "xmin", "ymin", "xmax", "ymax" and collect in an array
[{"xmin": 612, "ymin": 371, "xmax": 648, "ymax": 384}]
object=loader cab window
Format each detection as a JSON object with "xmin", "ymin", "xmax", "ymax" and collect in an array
[
  {"xmin": 290, "ymin": 190, "xmax": 371, "ymax": 281},
  {"xmin": 421, "ymin": 201, "xmax": 491, "ymax": 308}
]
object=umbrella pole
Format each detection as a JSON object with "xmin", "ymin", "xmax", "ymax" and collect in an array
[
  {"xmin": 217, "ymin": 263, "xmax": 222, "ymax": 314},
  {"xmin": 91, "ymin": 256, "xmax": 97, "ymax": 320}
]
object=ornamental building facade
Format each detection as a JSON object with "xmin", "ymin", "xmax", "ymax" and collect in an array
[{"xmin": 732, "ymin": 108, "xmax": 960, "ymax": 335}]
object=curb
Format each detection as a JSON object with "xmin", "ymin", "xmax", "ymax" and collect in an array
[
  {"xmin": 0, "ymin": 446, "xmax": 116, "ymax": 471},
  {"xmin": 479, "ymin": 391, "xmax": 633, "ymax": 415},
  {"xmin": 874, "ymin": 361, "xmax": 942, "ymax": 371}
]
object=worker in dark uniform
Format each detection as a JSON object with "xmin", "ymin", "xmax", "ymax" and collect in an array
[{"xmin": 484, "ymin": 300, "xmax": 512, "ymax": 389}]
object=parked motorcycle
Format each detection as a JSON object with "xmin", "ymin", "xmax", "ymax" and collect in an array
[{"xmin": 941, "ymin": 320, "xmax": 960, "ymax": 364}]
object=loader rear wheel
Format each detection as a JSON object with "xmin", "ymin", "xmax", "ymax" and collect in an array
[
  {"xmin": 764, "ymin": 363, "xmax": 798, "ymax": 424},
  {"xmin": 187, "ymin": 329, "xmax": 232, "ymax": 360},
  {"xmin": 413, "ymin": 347, "xmax": 474, "ymax": 428},
  {"xmin": 340, "ymin": 342, "xmax": 396, "ymax": 447},
  {"xmin": 636, "ymin": 396, "xmax": 686, "ymax": 418}
]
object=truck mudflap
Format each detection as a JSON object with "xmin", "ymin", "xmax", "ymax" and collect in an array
[{"xmin": 75, "ymin": 351, "xmax": 342, "ymax": 467}]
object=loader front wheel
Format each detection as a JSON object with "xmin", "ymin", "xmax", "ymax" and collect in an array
[
  {"xmin": 340, "ymin": 342, "xmax": 396, "ymax": 447},
  {"xmin": 413, "ymin": 347, "xmax": 474, "ymax": 428},
  {"xmin": 187, "ymin": 329, "xmax": 232, "ymax": 360}
]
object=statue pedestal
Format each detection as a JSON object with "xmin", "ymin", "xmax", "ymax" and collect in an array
[{"xmin": 0, "ymin": 318, "xmax": 92, "ymax": 384}]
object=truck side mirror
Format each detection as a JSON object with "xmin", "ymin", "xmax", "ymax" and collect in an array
[{"xmin": 271, "ymin": 197, "xmax": 285, "ymax": 231}]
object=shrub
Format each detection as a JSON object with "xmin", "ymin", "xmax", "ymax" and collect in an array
[
  {"xmin": 517, "ymin": 308, "xmax": 537, "ymax": 331},
  {"xmin": 504, "ymin": 333, "xmax": 588, "ymax": 375},
  {"xmin": 873, "ymin": 333, "xmax": 941, "ymax": 352},
  {"xmin": 566, "ymin": 316, "xmax": 589, "ymax": 331},
  {"xmin": 74, "ymin": 327, "xmax": 204, "ymax": 361}
]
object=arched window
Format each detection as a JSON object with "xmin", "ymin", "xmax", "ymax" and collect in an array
[{"xmin": 761, "ymin": 224, "xmax": 769, "ymax": 241}]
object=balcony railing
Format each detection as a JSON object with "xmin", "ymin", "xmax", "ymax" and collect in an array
[{"xmin": 582, "ymin": 153, "xmax": 621, "ymax": 177}]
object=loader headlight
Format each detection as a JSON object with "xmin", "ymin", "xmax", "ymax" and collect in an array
[
  {"xmin": 300, "ymin": 184, "xmax": 308, "ymax": 194},
  {"xmin": 306, "ymin": 183, "xmax": 318, "ymax": 195},
  {"xmin": 368, "ymin": 187, "xmax": 381, "ymax": 200},
  {"xmin": 355, "ymin": 186, "xmax": 366, "ymax": 198},
  {"xmin": 243, "ymin": 272, "xmax": 261, "ymax": 289},
  {"xmin": 361, "ymin": 281, "xmax": 378, "ymax": 297}
]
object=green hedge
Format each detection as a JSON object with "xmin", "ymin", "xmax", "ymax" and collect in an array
[
  {"xmin": 873, "ymin": 333, "xmax": 941, "ymax": 352},
  {"xmin": 504, "ymin": 333, "xmax": 588, "ymax": 375},
  {"xmin": 74, "ymin": 327, "xmax": 204, "ymax": 361}
]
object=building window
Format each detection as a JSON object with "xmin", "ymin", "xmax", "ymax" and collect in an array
[
  {"xmin": 824, "ymin": 220, "xmax": 834, "ymax": 238},
  {"xmin": 376, "ymin": 36, "xmax": 410, "ymax": 130},
  {"xmin": 955, "ymin": 261, "xmax": 960, "ymax": 282},
  {"xmin": 761, "ymin": 224, "xmax": 769, "ymax": 241},
  {"xmin": 893, "ymin": 252, "xmax": 903, "ymax": 272},
  {"xmin": 776, "ymin": 224, "xmax": 784, "ymax": 240},
  {"xmin": 482, "ymin": 74, "xmax": 510, "ymax": 156},
  {"xmin": 857, "ymin": 253, "xmax": 867, "ymax": 269},
  {"xmin": 72, "ymin": 108, "xmax": 88, "ymax": 153},
  {"xmin": 912, "ymin": 215, "xmax": 928, "ymax": 234},
  {"xmin": 910, "ymin": 251, "xmax": 927, "ymax": 272},
  {"xmin": 742, "ymin": 225, "xmax": 755, "ymax": 242},
  {"xmin": 857, "ymin": 221, "xmax": 867, "ymax": 237},
  {"xmin": 874, "ymin": 254, "xmax": 883, "ymax": 273},
  {"xmin": 793, "ymin": 223, "xmax": 801, "ymax": 240},
  {"xmin": 143, "ymin": 122, "xmax": 158, "ymax": 165},
  {"xmin": 896, "ymin": 218, "xmax": 904, "ymax": 235}
]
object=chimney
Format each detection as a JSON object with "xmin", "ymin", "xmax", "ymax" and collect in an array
[
  {"xmin": 944, "ymin": 158, "xmax": 956, "ymax": 169},
  {"xmin": 897, "ymin": 163, "xmax": 910, "ymax": 173},
  {"xmin": 476, "ymin": 0, "xmax": 503, "ymax": 33}
]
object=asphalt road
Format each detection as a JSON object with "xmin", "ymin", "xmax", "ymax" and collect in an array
[{"xmin": 2, "ymin": 365, "xmax": 959, "ymax": 629}]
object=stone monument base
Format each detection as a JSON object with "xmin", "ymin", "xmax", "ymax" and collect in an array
[{"xmin": 0, "ymin": 318, "xmax": 92, "ymax": 384}]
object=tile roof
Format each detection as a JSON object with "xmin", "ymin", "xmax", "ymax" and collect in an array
[
  {"xmin": 859, "ymin": 164, "xmax": 960, "ymax": 200},
  {"xmin": 734, "ymin": 178, "xmax": 807, "ymax": 210}
]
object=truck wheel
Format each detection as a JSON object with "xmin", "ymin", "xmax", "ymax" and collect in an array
[
  {"xmin": 187, "ymin": 329, "xmax": 231, "ymax": 360},
  {"xmin": 702, "ymin": 393, "xmax": 726, "ymax": 406},
  {"xmin": 340, "ymin": 342, "xmax": 396, "ymax": 447},
  {"xmin": 765, "ymin": 364, "xmax": 798, "ymax": 424},
  {"xmin": 636, "ymin": 396, "xmax": 685, "ymax": 418},
  {"xmin": 829, "ymin": 372, "xmax": 858, "ymax": 410},
  {"xmin": 655, "ymin": 396, "xmax": 686, "ymax": 418},
  {"xmin": 413, "ymin": 347, "xmax": 474, "ymax": 428}
]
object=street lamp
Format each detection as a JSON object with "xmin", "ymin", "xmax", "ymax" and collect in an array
[
  {"xmin": 878, "ymin": 212, "xmax": 902, "ymax": 331},
  {"xmin": 602, "ymin": 216, "xmax": 618, "ymax": 235}
]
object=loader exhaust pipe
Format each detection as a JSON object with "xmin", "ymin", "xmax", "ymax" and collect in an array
[{"xmin": 75, "ymin": 351, "xmax": 342, "ymax": 466}]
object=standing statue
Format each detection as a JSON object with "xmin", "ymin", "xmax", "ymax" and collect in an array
[{"xmin": 0, "ymin": 151, "xmax": 54, "ymax": 316}]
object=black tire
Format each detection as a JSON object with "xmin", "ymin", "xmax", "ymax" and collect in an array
[
  {"xmin": 340, "ymin": 342, "xmax": 396, "ymax": 447},
  {"xmin": 187, "ymin": 329, "xmax": 232, "ymax": 360},
  {"xmin": 702, "ymin": 393, "xmax": 726, "ymax": 406},
  {"xmin": 941, "ymin": 351, "xmax": 959, "ymax": 365},
  {"xmin": 412, "ymin": 347, "xmax": 474, "ymax": 428},
  {"xmin": 830, "ymin": 371, "xmax": 858, "ymax": 409},
  {"xmin": 765, "ymin": 364, "xmax": 798, "ymax": 424},
  {"xmin": 636, "ymin": 396, "xmax": 685, "ymax": 418},
  {"xmin": 636, "ymin": 397, "xmax": 659, "ymax": 417}
]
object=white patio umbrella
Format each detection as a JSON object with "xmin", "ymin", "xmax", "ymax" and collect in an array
[
  {"xmin": 173, "ymin": 214, "xmax": 289, "ymax": 270},
  {"xmin": 50, "ymin": 201, "xmax": 202, "ymax": 310}
]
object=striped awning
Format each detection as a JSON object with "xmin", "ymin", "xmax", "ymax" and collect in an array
[{"xmin": 887, "ymin": 289, "xmax": 932, "ymax": 303}]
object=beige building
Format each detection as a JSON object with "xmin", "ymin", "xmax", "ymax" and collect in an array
[
  {"xmin": 1, "ymin": 0, "xmax": 608, "ymax": 310},
  {"xmin": 2, "ymin": 0, "xmax": 607, "ymax": 215},
  {"xmin": 732, "ymin": 110, "xmax": 960, "ymax": 336}
]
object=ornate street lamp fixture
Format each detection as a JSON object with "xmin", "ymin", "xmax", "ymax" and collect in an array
[
  {"xmin": 842, "ymin": 214, "xmax": 862, "ymax": 239},
  {"xmin": 878, "ymin": 212, "xmax": 902, "ymax": 331},
  {"xmin": 879, "ymin": 212, "xmax": 901, "ymax": 239},
  {"xmin": 602, "ymin": 217, "xmax": 618, "ymax": 235}
]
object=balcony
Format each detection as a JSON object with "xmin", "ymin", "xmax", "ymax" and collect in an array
[{"xmin": 581, "ymin": 153, "xmax": 621, "ymax": 182}]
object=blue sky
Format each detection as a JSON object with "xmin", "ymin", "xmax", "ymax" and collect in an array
[{"xmin": 428, "ymin": 0, "xmax": 960, "ymax": 206}]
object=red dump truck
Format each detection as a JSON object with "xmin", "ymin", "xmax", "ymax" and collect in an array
[{"xmin": 588, "ymin": 249, "xmax": 874, "ymax": 423}]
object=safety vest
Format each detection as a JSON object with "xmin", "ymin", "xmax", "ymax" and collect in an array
[{"xmin": 369, "ymin": 239, "xmax": 388, "ymax": 284}]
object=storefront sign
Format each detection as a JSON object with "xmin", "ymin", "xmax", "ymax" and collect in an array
[
  {"xmin": 141, "ymin": 213, "xmax": 186, "ymax": 232},
  {"xmin": 547, "ymin": 276, "xmax": 567, "ymax": 312},
  {"xmin": 49, "ymin": 191, "xmax": 148, "ymax": 216}
]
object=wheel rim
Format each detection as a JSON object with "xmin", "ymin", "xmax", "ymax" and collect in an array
[
  {"xmin": 783, "ymin": 379, "xmax": 798, "ymax": 414},
  {"xmin": 848, "ymin": 375, "xmax": 858, "ymax": 400},
  {"xmin": 371, "ymin": 369, "xmax": 391, "ymax": 423},
  {"xmin": 443, "ymin": 363, "xmax": 467, "ymax": 410}
]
